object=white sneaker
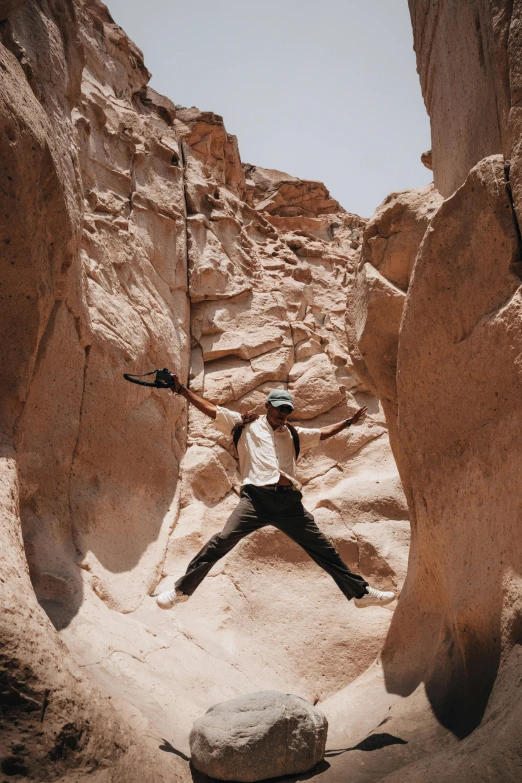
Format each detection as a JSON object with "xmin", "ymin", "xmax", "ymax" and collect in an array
[
  {"xmin": 354, "ymin": 586, "xmax": 395, "ymax": 608},
  {"xmin": 155, "ymin": 588, "xmax": 189, "ymax": 610}
]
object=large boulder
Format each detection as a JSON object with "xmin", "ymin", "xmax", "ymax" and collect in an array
[{"xmin": 189, "ymin": 691, "xmax": 328, "ymax": 782}]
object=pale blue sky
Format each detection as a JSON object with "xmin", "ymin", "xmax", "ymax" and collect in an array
[{"xmin": 105, "ymin": 1, "xmax": 432, "ymax": 218}]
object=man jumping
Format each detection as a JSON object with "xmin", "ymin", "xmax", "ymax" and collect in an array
[{"xmin": 155, "ymin": 378, "xmax": 395, "ymax": 610}]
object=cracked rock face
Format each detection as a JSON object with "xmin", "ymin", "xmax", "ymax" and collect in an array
[
  {"xmin": 64, "ymin": 3, "xmax": 408, "ymax": 747},
  {"xmin": 189, "ymin": 691, "xmax": 328, "ymax": 782},
  {"xmin": 0, "ymin": 0, "xmax": 409, "ymax": 779}
]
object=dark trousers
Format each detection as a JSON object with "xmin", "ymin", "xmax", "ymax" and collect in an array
[{"xmin": 175, "ymin": 485, "xmax": 368, "ymax": 600}]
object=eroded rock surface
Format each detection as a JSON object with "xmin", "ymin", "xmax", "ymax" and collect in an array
[
  {"xmin": 408, "ymin": 0, "xmax": 512, "ymax": 197},
  {"xmin": 344, "ymin": 4, "xmax": 522, "ymax": 780},
  {"xmin": 0, "ymin": 1, "xmax": 185, "ymax": 779},
  {"xmin": 190, "ymin": 691, "xmax": 327, "ymax": 782},
  {"xmin": 347, "ymin": 183, "xmax": 442, "ymax": 419},
  {"xmin": 374, "ymin": 154, "xmax": 522, "ymax": 781},
  {"xmin": 0, "ymin": 0, "xmax": 411, "ymax": 779},
  {"xmin": 154, "ymin": 103, "xmax": 408, "ymax": 737},
  {"xmin": 67, "ymin": 61, "xmax": 407, "ymax": 754}
]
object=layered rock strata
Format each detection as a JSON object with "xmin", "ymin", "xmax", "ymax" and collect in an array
[
  {"xmin": 61, "ymin": 1, "xmax": 408, "ymax": 751},
  {"xmin": 154, "ymin": 111, "xmax": 409, "ymax": 736},
  {"xmin": 0, "ymin": 0, "xmax": 409, "ymax": 779}
]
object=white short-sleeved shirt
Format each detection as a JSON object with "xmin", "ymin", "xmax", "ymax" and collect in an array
[{"xmin": 213, "ymin": 406, "xmax": 321, "ymax": 490}]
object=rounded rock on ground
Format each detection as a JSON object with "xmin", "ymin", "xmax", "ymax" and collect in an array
[{"xmin": 189, "ymin": 690, "xmax": 328, "ymax": 782}]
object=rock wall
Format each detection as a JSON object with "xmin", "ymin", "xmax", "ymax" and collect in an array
[
  {"xmin": 16, "ymin": 0, "xmax": 190, "ymax": 625},
  {"xmin": 0, "ymin": 0, "xmax": 409, "ymax": 778},
  {"xmin": 0, "ymin": 1, "xmax": 185, "ymax": 779},
  {"xmin": 56, "ymin": 2, "xmax": 409, "ymax": 752},
  {"xmin": 347, "ymin": 2, "xmax": 522, "ymax": 780},
  {"xmin": 158, "ymin": 122, "xmax": 409, "ymax": 718},
  {"xmin": 408, "ymin": 0, "xmax": 512, "ymax": 197}
]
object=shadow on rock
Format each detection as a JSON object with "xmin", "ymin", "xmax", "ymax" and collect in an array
[
  {"xmin": 158, "ymin": 739, "xmax": 191, "ymax": 762},
  {"xmin": 325, "ymin": 732, "xmax": 408, "ymax": 757}
]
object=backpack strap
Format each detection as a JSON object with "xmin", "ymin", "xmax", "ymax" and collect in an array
[
  {"xmin": 232, "ymin": 422, "xmax": 244, "ymax": 451},
  {"xmin": 286, "ymin": 423, "xmax": 300, "ymax": 460},
  {"xmin": 232, "ymin": 420, "xmax": 300, "ymax": 459}
]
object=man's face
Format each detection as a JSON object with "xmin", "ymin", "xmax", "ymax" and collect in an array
[{"xmin": 265, "ymin": 402, "xmax": 293, "ymax": 428}]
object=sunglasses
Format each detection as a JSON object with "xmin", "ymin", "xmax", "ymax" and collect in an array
[{"xmin": 274, "ymin": 405, "xmax": 293, "ymax": 415}]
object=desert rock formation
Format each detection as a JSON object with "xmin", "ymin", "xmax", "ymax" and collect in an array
[
  {"xmin": 0, "ymin": 0, "xmax": 408, "ymax": 780},
  {"xmin": 8, "ymin": 0, "xmax": 521, "ymax": 779},
  {"xmin": 0, "ymin": 0, "xmax": 185, "ymax": 779},
  {"xmin": 347, "ymin": 3, "xmax": 522, "ymax": 781}
]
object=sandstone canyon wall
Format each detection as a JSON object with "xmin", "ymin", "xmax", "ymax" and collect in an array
[
  {"xmin": 0, "ymin": 1, "xmax": 409, "ymax": 780},
  {"xmin": 0, "ymin": 0, "xmax": 186, "ymax": 779},
  {"xmin": 7, "ymin": 0, "xmax": 522, "ymax": 780},
  {"xmin": 11, "ymin": 0, "xmax": 522, "ymax": 779},
  {"xmin": 347, "ymin": 2, "xmax": 522, "ymax": 780}
]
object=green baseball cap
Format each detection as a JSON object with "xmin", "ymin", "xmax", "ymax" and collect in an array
[{"xmin": 266, "ymin": 389, "xmax": 294, "ymax": 410}]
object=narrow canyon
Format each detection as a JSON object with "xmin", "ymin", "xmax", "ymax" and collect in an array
[{"xmin": 1, "ymin": 1, "xmax": 522, "ymax": 781}]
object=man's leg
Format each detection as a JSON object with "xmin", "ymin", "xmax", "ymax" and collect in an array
[
  {"xmin": 174, "ymin": 491, "xmax": 265, "ymax": 597},
  {"xmin": 274, "ymin": 492, "xmax": 369, "ymax": 600}
]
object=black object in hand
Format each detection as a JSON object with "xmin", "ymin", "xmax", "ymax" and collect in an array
[
  {"xmin": 155, "ymin": 368, "xmax": 176, "ymax": 388},
  {"xmin": 123, "ymin": 367, "xmax": 176, "ymax": 389}
]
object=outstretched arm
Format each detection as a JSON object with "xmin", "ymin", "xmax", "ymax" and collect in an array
[
  {"xmin": 170, "ymin": 374, "xmax": 217, "ymax": 419},
  {"xmin": 319, "ymin": 406, "xmax": 367, "ymax": 441}
]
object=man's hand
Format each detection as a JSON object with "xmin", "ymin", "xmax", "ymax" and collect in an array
[
  {"xmin": 350, "ymin": 406, "xmax": 368, "ymax": 425},
  {"xmin": 169, "ymin": 373, "xmax": 183, "ymax": 393},
  {"xmin": 319, "ymin": 406, "xmax": 369, "ymax": 441}
]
